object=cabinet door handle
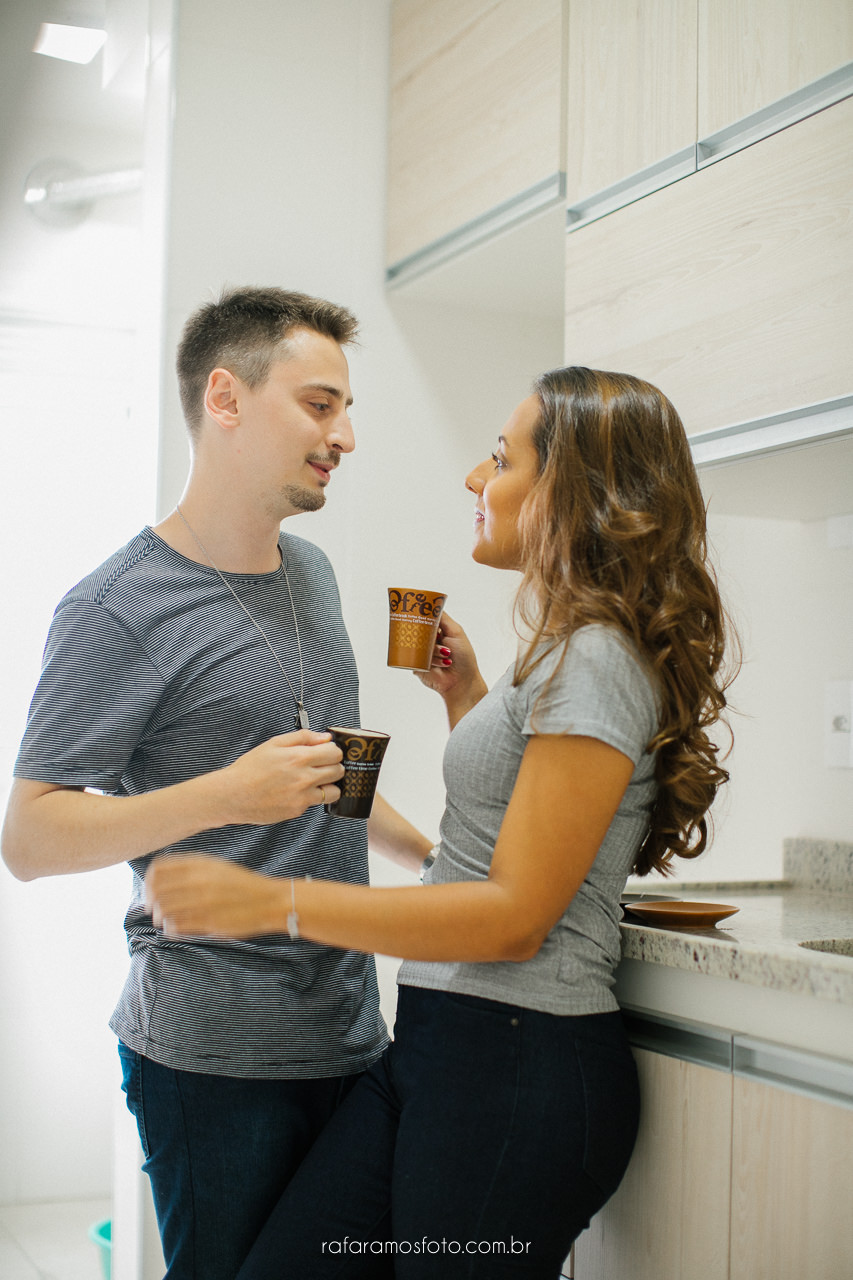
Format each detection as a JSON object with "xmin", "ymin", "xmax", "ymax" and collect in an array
[
  {"xmin": 733, "ymin": 1036, "xmax": 853, "ymax": 1107},
  {"xmin": 698, "ymin": 61, "xmax": 853, "ymax": 167}
]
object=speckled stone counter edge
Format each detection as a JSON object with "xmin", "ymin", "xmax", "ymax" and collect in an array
[
  {"xmin": 620, "ymin": 917, "xmax": 853, "ymax": 1006},
  {"xmin": 618, "ymin": 837, "xmax": 853, "ymax": 1006}
]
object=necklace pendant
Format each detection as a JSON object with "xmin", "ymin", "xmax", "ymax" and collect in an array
[{"xmin": 296, "ymin": 703, "xmax": 310, "ymax": 731}]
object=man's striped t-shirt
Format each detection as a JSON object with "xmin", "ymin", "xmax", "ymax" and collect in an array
[{"xmin": 14, "ymin": 527, "xmax": 388, "ymax": 1079}]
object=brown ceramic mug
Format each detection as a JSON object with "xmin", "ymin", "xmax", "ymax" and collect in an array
[
  {"xmin": 387, "ymin": 588, "xmax": 447, "ymax": 672},
  {"xmin": 325, "ymin": 727, "xmax": 390, "ymax": 820}
]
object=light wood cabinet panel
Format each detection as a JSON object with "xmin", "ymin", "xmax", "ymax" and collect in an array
[
  {"xmin": 730, "ymin": 1076, "xmax": 853, "ymax": 1280},
  {"xmin": 573, "ymin": 1049, "xmax": 732, "ymax": 1280},
  {"xmin": 699, "ymin": 0, "xmax": 853, "ymax": 139},
  {"xmin": 565, "ymin": 0, "xmax": 697, "ymax": 205},
  {"xmin": 386, "ymin": 0, "xmax": 563, "ymax": 267},
  {"xmin": 563, "ymin": 98, "xmax": 853, "ymax": 435}
]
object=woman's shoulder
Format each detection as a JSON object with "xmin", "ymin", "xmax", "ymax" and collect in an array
[
  {"xmin": 518, "ymin": 625, "xmax": 659, "ymax": 750},
  {"xmin": 532, "ymin": 624, "xmax": 649, "ymax": 686},
  {"xmin": 570, "ymin": 623, "xmax": 649, "ymax": 671}
]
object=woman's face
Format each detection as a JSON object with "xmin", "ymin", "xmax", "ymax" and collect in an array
[{"xmin": 466, "ymin": 395, "xmax": 541, "ymax": 570}]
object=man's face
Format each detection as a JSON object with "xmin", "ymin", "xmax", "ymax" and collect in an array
[{"xmin": 237, "ymin": 327, "xmax": 355, "ymax": 516}]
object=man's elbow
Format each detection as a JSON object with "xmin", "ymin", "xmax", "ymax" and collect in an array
[
  {"xmin": 1, "ymin": 813, "xmax": 39, "ymax": 881},
  {"xmin": 1, "ymin": 836, "xmax": 36, "ymax": 880},
  {"xmin": 1, "ymin": 846, "xmax": 37, "ymax": 881}
]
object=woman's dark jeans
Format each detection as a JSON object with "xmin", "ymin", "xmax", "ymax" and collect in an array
[{"xmin": 236, "ymin": 985, "xmax": 640, "ymax": 1279}]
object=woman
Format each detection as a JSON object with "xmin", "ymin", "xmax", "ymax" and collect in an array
[{"xmin": 146, "ymin": 367, "xmax": 736, "ymax": 1278}]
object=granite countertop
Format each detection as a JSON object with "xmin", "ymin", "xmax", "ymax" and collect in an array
[{"xmin": 618, "ymin": 839, "xmax": 853, "ymax": 1007}]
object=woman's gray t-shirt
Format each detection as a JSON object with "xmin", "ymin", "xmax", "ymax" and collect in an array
[{"xmin": 398, "ymin": 625, "xmax": 659, "ymax": 1015}]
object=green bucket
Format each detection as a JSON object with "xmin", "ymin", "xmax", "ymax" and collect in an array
[{"xmin": 88, "ymin": 1218, "xmax": 112, "ymax": 1280}]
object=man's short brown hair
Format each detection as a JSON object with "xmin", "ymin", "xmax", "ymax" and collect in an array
[{"xmin": 176, "ymin": 286, "xmax": 359, "ymax": 436}]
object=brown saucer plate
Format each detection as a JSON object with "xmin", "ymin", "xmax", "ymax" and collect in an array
[{"xmin": 621, "ymin": 900, "xmax": 739, "ymax": 928}]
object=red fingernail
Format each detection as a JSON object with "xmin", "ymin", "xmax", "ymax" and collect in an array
[
  {"xmin": 440, "ymin": 647, "xmax": 451, "ymax": 656},
  {"xmin": 442, "ymin": 658, "xmax": 452, "ymax": 667}
]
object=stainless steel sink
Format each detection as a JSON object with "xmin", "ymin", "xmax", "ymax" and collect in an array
[{"xmin": 798, "ymin": 938, "xmax": 853, "ymax": 958}]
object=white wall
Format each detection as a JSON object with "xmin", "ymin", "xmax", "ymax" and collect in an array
[
  {"xmin": 681, "ymin": 509, "xmax": 853, "ymax": 884},
  {"xmin": 0, "ymin": 6, "xmax": 154, "ymax": 1204},
  {"xmin": 0, "ymin": 320, "xmax": 151, "ymax": 1204}
]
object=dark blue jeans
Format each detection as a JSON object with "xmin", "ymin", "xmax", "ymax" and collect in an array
[
  {"xmin": 236, "ymin": 986, "xmax": 640, "ymax": 1279},
  {"xmin": 118, "ymin": 1041, "xmax": 362, "ymax": 1280}
]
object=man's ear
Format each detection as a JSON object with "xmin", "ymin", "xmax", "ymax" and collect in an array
[{"xmin": 203, "ymin": 367, "xmax": 241, "ymax": 430}]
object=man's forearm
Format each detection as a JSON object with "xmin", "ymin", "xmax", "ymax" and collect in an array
[
  {"xmin": 367, "ymin": 792, "xmax": 433, "ymax": 876},
  {"xmin": 3, "ymin": 731, "xmax": 346, "ymax": 881},
  {"xmin": 1, "ymin": 773, "xmax": 231, "ymax": 881}
]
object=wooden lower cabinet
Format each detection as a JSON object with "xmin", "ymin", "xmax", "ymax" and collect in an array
[
  {"xmin": 572, "ymin": 1038, "xmax": 853, "ymax": 1280},
  {"xmin": 730, "ymin": 1076, "xmax": 853, "ymax": 1280},
  {"xmin": 573, "ymin": 1048, "xmax": 732, "ymax": 1280}
]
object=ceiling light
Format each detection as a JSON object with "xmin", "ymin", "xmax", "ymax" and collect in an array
[{"xmin": 33, "ymin": 23, "xmax": 107, "ymax": 65}]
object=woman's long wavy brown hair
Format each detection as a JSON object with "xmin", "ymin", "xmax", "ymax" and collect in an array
[{"xmin": 514, "ymin": 367, "xmax": 739, "ymax": 876}]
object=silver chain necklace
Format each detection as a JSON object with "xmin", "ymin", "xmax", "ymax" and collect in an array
[{"xmin": 175, "ymin": 504, "xmax": 310, "ymax": 730}]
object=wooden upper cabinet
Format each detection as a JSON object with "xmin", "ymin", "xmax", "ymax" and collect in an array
[
  {"xmin": 565, "ymin": 0, "xmax": 853, "ymax": 213},
  {"xmin": 565, "ymin": 0, "xmax": 698, "ymax": 206},
  {"xmin": 699, "ymin": 0, "xmax": 853, "ymax": 139},
  {"xmin": 563, "ymin": 97, "xmax": 853, "ymax": 435},
  {"xmin": 386, "ymin": 0, "xmax": 564, "ymax": 269}
]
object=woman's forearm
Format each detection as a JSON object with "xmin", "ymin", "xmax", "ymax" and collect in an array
[
  {"xmin": 413, "ymin": 611, "xmax": 489, "ymax": 730},
  {"xmin": 443, "ymin": 674, "xmax": 489, "ymax": 730},
  {"xmin": 293, "ymin": 877, "xmax": 537, "ymax": 961},
  {"xmin": 145, "ymin": 857, "xmax": 540, "ymax": 963}
]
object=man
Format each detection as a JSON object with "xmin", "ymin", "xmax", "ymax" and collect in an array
[{"xmin": 1, "ymin": 287, "xmax": 432, "ymax": 1279}]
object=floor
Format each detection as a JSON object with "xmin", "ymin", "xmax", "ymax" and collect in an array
[{"xmin": 0, "ymin": 1200, "xmax": 111, "ymax": 1280}]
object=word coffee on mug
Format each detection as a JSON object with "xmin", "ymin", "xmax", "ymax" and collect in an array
[
  {"xmin": 387, "ymin": 588, "xmax": 447, "ymax": 672},
  {"xmin": 325, "ymin": 727, "xmax": 390, "ymax": 820}
]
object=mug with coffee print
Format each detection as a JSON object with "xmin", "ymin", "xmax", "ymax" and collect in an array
[
  {"xmin": 387, "ymin": 588, "xmax": 447, "ymax": 672},
  {"xmin": 325, "ymin": 727, "xmax": 390, "ymax": 820}
]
